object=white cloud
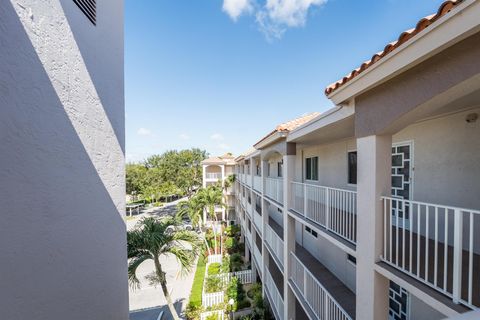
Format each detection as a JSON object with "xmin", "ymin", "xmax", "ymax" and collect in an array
[
  {"xmin": 137, "ymin": 127, "xmax": 152, "ymax": 136},
  {"xmin": 223, "ymin": 0, "xmax": 253, "ymax": 21},
  {"xmin": 223, "ymin": 0, "xmax": 327, "ymax": 40},
  {"xmin": 210, "ymin": 133, "xmax": 224, "ymax": 141},
  {"xmin": 179, "ymin": 133, "xmax": 190, "ymax": 140}
]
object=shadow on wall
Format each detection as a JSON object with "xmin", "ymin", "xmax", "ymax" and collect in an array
[{"xmin": 0, "ymin": 1, "xmax": 127, "ymax": 320}]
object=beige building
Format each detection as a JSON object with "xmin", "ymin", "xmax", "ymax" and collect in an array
[
  {"xmin": 234, "ymin": 1, "xmax": 480, "ymax": 319},
  {"xmin": 202, "ymin": 153, "xmax": 237, "ymax": 222}
]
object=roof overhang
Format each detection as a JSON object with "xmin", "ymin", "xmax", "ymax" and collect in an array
[
  {"xmin": 327, "ymin": 0, "xmax": 480, "ymax": 105},
  {"xmin": 288, "ymin": 105, "xmax": 355, "ymax": 145},
  {"xmin": 253, "ymin": 131, "xmax": 288, "ymax": 150}
]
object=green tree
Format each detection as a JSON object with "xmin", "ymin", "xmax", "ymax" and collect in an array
[
  {"xmin": 127, "ymin": 216, "xmax": 202, "ymax": 320},
  {"xmin": 197, "ymin": 185, "xmax": 225, "ymax": 254}
]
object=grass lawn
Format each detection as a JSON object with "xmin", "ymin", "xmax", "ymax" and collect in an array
[{"xmin": 188, "ymin": 254, "xmax": 206, "ymax": 307}]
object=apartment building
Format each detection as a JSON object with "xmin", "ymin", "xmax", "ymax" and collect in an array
[
  {"xmin": 202, "ymin": 153, "xmax": 237, "ymax": 222},
  {"xmin": 235, "ymin": 1, "xmax": 480, "ymax": 319},
  {"xmin": 0, "ymin": 1, "xmax": 127, "ymax": 320}
]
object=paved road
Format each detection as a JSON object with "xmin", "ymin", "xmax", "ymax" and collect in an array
[{"xmin": 127, "ymin": 198, "xmax": 195, "ymax": 319}]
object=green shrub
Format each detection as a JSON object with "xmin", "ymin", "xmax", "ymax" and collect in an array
[
  {"xmin": 185, "ymin": 302, "xmax": 202, "ymax": 320},
  {"xmin": 189, "ymin": 255, "xmax": 206, "ymax": 307},
  {"xmin": 230, "ymin": 253, "xmax": 244, "ymax": 272},
  {"xmin": 221, "ymin": 255, "xmax": 230, "ymax": 273},
  {"xmin": 237, "ymin": 299, "xmax": 251, "ymax": 310},
  {"xmin": 225, "ymin": 237, "xmax": 234, "ymax": 250},
  {"xmin": 205, "ymin": 276, "xmax": 223, "ymax": 293},
  {"xmin": 226, "ymin": 276, "xmax": 239, "ymax": 311},
  {"xmin": 208, "ymin": 262, "xmax": 221, "ymax": 275}
]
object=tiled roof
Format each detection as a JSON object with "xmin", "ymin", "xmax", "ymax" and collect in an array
[
  {"xmin": 202, "ymin": 153, "xmax": 236, "ymax": 164},
  {"xmin": 254, "ymin": 112, "xmax": 321, "ymax": 147},
  {"xmin": 324, "ymin": 0, "xmax": 463, "ymax": 96}
]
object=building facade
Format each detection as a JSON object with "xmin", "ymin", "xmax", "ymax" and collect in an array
[
  {"xmin": 0, "ymin": 1, "xmax": 127, "ymax": 319},
  {"xmin": 234, "ymin": 1, "xmax": 480, "ymax": 319}
]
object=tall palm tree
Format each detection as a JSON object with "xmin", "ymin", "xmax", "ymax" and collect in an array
[
  {"xmin": 197, "ymin": 186, "xmax": 225, "ymax": 254},
  {"xmin": 127, "ymin": 216, "xmax": 201, "ymax": 320}
]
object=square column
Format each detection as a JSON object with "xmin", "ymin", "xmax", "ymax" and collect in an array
[
  {"xmin": 356, "ymin": 135, "xmax": 391, "ymax": 320},
  {"xmin": 283, "ymin": 143, "xmax": 296, "ymax": 320}
]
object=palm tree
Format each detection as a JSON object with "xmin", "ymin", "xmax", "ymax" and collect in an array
[
  {"xmin": 128, "ymin": 216, "xmax": 202, "ymax": 320},
  {"xmin": 197, "ymin": 186, "xmax": 225, "ymax": 254}
]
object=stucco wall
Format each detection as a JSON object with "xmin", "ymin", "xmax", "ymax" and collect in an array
[
  {"xmin": 409, "ymin": 294, "xmax": 446, "ymax": 320},
  {"xmin": 294, "ymin": 138, "xmax": 357, "ymax": 190},
  {"xmin": 0, "ymin": 1, "xmax": 127, "ymax": 319},
  {"xmin": 393, "ymin": 107, "xmax": 480, "ymax": 210}
]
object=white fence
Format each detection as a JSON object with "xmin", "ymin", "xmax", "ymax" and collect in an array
[
  {"xmin": 265, "ymin": 269, "xmax": 284, "ymax": 320},
  {"xmin": 381, "ymin": 197, "xmax": 480, "ymax": 309},
  {"xmin": 290, "ymin": 253, "xmax": 352, "ymax": 320},
  {"xmin": 265, "ymin": 177, "xmax": 284, "ymax": 204},
  {"xmin": 208, "ymin": 254, "xmax": 223, "ymax": 264},
  {"xmin": 202, "ymin": 291, "xmax": 224, "ymax": 308},
  {"xmin": 265, "ymin": 224, "xmax": 284, "ymax": 267},
  {"xmin": 253, "ymin": 210, "xmax": 263, "ymax": 234},
  {"xmin": 200, "ymin": 310, "xmax": 225, "ymax": 320},
  {"xmin": 206, "ymin": 173, "xmax": 222, "ymax": 180},
  {"xmin": 212, "ymin": 270, "xmax": 254, "ymax": 286},
  {"xmin": 291, "ymin": 182, "xmax": 357, "ymax": 244},
  {"xmin": 253, "ymin": 175, "xmax": 262, "ymax": 192}
]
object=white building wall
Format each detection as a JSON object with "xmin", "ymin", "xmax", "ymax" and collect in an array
[{"xmin": 0, "ymin": 1, "xmax": 127, "ymax": 319}]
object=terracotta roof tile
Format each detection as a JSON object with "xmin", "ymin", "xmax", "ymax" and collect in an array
[
  {"xmin": 254, "ymin": 112, "xmax": 321, "ymax": 147},
  {"xmin": 324, "ymin": 0, "xmax": 463, "ymax": 96}
]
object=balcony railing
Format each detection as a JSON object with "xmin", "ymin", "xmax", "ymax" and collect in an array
[
  {"xmin": 253, "ymin": 175, "xmax": 262, "ymax": 192},
  {"xmin": 265, "ymin": 177, "xmax": 284, "ymax": 204},
  {"xmin": 238, "ymin": 173, "xmax": 245, "ymax": 183},
  {"xmin": 254, "ymin": 243, "xmax": 262, "ymax": 270},
  {"xmin": 290, "ymin": 252, "xmax": 352, "ymax": 320},
  {"xmin": 246, "ymin": 201, "xmax": 253, "ymax": 218},
  {"xmin": 206, "ymin": 172, "xmax": 222, "ymax": 180},
  {"xmin": 381, "ymin": 197, "xmax": 480, "ymax": 309},
  {"xmin": 265, "ymin": 224, "xmax": 284, "ymax": 267},
  {"xmin": 290, "ymin": 182, "xmax": 357, "ymax": 244},
  {"xmin": 254, "ymin": 210, "xmax": 263, "ymax": 234},
  {"xmin": 265, "ymin": 268, "xmax": 284, "ymax": 320},
  {"xmin": 246, "ymin": 174, "xmax": 252, "ymax": 187}
]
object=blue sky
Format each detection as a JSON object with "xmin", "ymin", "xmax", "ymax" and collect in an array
[{"xmin": 125, "ymin": 0, "xmax": 447, "ymax": 162}]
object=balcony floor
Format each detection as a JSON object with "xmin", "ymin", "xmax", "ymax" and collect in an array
[
  {"xmin": 294, "ymin": 244, "xmax": 356, "ymax": 319},
  {"xmin": 269, "ymin": 217, "xmax": 284, "ymax": 240},
  {"xmin": 386, "ymin": 227, "xmax": 480, "ymax": 308}
]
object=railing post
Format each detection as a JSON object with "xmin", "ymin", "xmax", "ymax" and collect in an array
[
  {"xmin": 452, "ymin": 209, "xmax": 463, "ymax": 304},
  {"xmin": 324, "ymin": 291, "xmax": 329, "ymax": 319},
  {"xmin": 325, "ymin": 187, "xmax": 330, "ymax": 230},
  {"xmin": 303, "ymin": 183, "xmax": 308, "ymax": 217}
]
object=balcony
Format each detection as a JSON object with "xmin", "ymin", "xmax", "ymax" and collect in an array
[
  {"xmin": 205, "ymin": 172, "xmax": 222, "ymax": 180},
  {"xmin": 253, "ymin": 207, "xmax": 263, "ymax": 235},
  {"xmin": 265, "ymin": 177, "xmax": 284, "ymax": 204},
  {"xmin": 289, "ymin": 246, "xmax": 355, "ymax": 320},
  {"xmin": 265, "ymin": 268, "xmax": 284, "ymax": 320},
  {"xmin": 265, "ymin": 220, "xmax": 284, "ymax": 268},
  {"xmin": 253, "ymin": 175, "xmax": 262, "ymax": 192},
  {"xmin": 290, "ymin": 182, "xmax": 357, "ymax": 245},
  {"xmin": 246, "ymin": 174, "xmax": 252, "ymax": 187},
  {"xmin": 253, "ymin": 241, "xmax": 263, "ymax": 271},
  {"xmin": 381, "ymin": 197, "xmax": 480, "ymax": 309}
]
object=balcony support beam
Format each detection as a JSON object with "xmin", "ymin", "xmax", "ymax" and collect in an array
[{"xmin": 356, "ymin": 135, "xmax": 392, "ymax": 320}]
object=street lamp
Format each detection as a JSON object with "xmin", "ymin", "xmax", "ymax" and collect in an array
[{"xmin": 228, "ymin": 298, "xmax": 235, "ymax": 320}]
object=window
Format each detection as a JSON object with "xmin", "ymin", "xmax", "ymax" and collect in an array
[
  {"xmin": 277, "ymin": 160, "xmax": 283, "ymax": 178},
  {"xmin": 73, "ymin": 0, "xmax": 96, "ymax": 25},
  {"xmin": 267, "ymin": 163, "xmax": 271, "ymax": 177},
  {"xmin": 348, "ymin": 151, "xmax": 357, "ymax": 185},
  {"xmin": 305, "ymin": 157, "xmax": 318, "ymax": 180},
  {"xmin": 256, "ymin": 164, "xmax": 261, "ymax": 175},
  {"xmin": 305, "ymin": 225, "xmax": 317, "ymax": 238},
  {"xmin": 347, "ymin": 254, "xmax": 357, "ymax": 265}
]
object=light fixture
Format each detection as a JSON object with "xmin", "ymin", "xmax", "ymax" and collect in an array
[{"xmin": 466, "ymin": 113, "xmax": 478, "ymax": 123}]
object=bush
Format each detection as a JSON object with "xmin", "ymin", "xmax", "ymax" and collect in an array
[
  {"xmin": 247, "ymin": 283, "xmax": 262, "ymax": 300},
  {"xmin": 205, "ymin": 276, "xmax": 223, "ymax": 293},
  {"xmin": 237, "ymin": 299, "xmax": 251, "ymax": 310},
  {"xmin": 185, "ymin": 302, "xmax": 202, "ymax": 320},
  {"xmin": 225, "ymin": 237, "xmax": 234, "ymax": 250},
  {"xmin": 230, "ymin": 253, "xmax": 244, "ymax": 272},
  {"xmin": 226, "ymin": 277, "xmax": 239, "ymax": 311},
  {"xmin": 221, "ymin": 255, "xmax": 230, "ymax": 274},
  {"xmin": 208, "ymin": 262, "xmax": 221, "ymax": 275}
]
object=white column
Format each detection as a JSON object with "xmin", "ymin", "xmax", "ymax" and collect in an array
[
  {"xmin": 356, "ymin": 135, "xmax": 391, "ymax": 320},
  {"xmin": 202, "ymin": 165, "xmax": 207, "ymax": 188},
  {"xmin": 283, "ymin": 143, "xmax": 296, "ymax": 320},
  {"xmin": 221, "ymin": 165, "xmax": 225, "ymax": 221}
]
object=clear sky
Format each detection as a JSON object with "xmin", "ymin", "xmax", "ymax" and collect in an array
[{"xmin": 125, "ymin": 0, "xmax": 447, "ymax": 162}]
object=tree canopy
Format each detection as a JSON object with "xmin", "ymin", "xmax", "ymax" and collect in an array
[{"xmin": 126, "ymin": 148, "xmax": 207, "ymax": 201}]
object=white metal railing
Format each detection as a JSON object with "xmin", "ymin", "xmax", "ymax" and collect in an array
[
  {"xmin": 290, "ymin": 182, "xmax": 357, "ymax": 244},
  {"xmin": 246, "ymin": 174, "xmax": 252, "ymax": 187},
  {"xmin": 246, "ymin": 228, "xmax": 252, "ymax": 248},
  {"xmin": 254, "ymin": 244, "xmax": 262, "ymax": 269},
  {"xmin": 202, "ymin": 291, "xmax": 224, "ymax": 308},
  {"xmin": 265, "ymin": 224, "xmax": 284, "ymax": 267},
  {"xmin": 253, "ymin": 210, "xmax": 263, "ymax": 234},
  {"xmin": 247, "ymin": 202, "xmax": 253, "ymax": 218},
  {"xmin": 206, "ymin": 172, "xmax": 222, "ymax": 180},
  {"xmin": 381, "ymin": 197, "xmax": 480, "ymax": 309},
  {"xmin": 265, "ymin": 268, "xmax": 284, "ymax": 320},
  {"xmin": 265, "ymin": 177, "xmax": 284, "ymax": 204},
  {"xmin": 208, "ymin": 254, "xmax": 223, "ymax": 264},
  {"xmin": 253, "ymin": 175, "xmax": 262, "ymax": 192},
  {"xmin": 290, "ymin": 252, "xmax": 352, "ymax": 320},
  {"xmin": 200, "ymin": 310, "xmax": 225, "ymax": 320}
]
